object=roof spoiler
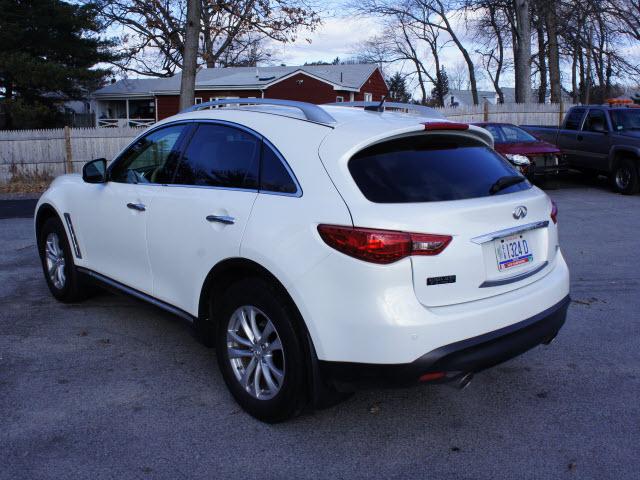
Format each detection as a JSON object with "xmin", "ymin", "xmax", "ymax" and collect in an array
[
  {"xmin": 180, "ymin": 98, "xmax": 337, "ymax": 125},
  {"xmin": 325, "ymin": 101, "xmax": 445, "ymax": 119}
]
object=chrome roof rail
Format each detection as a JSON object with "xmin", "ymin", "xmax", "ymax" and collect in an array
[
  {"xmin": 325, "ymin": 101, "xmax": 444, "ymax": 119},
  {"xmin": 181, "ymin": 98, "xmax": 337, "ymax": 125}
]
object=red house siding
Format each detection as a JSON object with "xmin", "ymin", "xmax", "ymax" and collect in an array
[
  {"xmin": 264, "ymin": 73, "xmax": 346, "ymax": 104},
  {"xmin": 154, "ymin": 69, "xmax": 389, "ymax": 120},
  {"xmin": 353, "ymin": 68, "xmax": 388, "ymax": 102}
]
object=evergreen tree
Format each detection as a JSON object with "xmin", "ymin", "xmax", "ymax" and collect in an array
[
  {"xmin": 0, "ymin": 0, "xmax": 117, "ymax": 128},
  {"xmin": 430, "ymin": 67, "xmax": 450, "ymax": 107},
  {"xmin": 387, "ymin": 72, "xmax": 412, "ymax": 103}
]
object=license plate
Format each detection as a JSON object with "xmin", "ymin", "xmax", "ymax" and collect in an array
[{"xmin": 494, "ymin": 234, "xmax": 533, "ymax": 271}]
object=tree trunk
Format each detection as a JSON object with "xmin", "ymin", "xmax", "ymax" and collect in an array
[
  {"xmin": 537, "ymin": 21, "xmax": 547, "ymax": 103},
  {"xmin": 179, "ymin": 0, "xmax": 201, "ymax": 111},
  {"xmin": 571, "ymin": 46, "xmax": 578, "ymax": 103},
  {"xmin": 545, "ymin": 1, "xmax": 561, "ymax": 103},
  {"xmin": 513, "ymin": 0, "xmax": 531, "ymax": 103}
]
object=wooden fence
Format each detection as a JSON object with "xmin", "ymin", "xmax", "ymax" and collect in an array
[
  {"xmin": 0, "ymin": 103, "xmax": 572, "ymax": 183},
  {"xmin": 0, "ymin": 126, "xmax": 142, "ymax": 182},
  {"xmin": 435, "ymin": 102, "xmax": 570, "ymax": 126}
]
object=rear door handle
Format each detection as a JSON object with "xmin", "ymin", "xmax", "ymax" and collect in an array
[
  {"xmin": 126, "ymin": 202, "xmax": 146, "ymax": 212},
  {"xmin": 206, "ymin": 215, "xmax": 235, "ymax": 225}
]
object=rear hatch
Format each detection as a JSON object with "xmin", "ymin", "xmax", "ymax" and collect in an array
[{"xmin": 321, "ymin": 129, "xmax": 558, "ymax": 307}]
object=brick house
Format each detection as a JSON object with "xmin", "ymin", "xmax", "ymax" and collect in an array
[{"xmin": 92, "ymin": 64, "xmax": 388, "ymax": 127}]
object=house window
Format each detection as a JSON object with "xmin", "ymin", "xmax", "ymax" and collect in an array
[
  {"xmin": 336, "ymin": 96, "xmax": 344, "ymax": 102},
  {"xmin": 364, "ymin": 93, "xmax": 373, "ymax": 102},
  {"xmin": 194, "ymin": 97, "xmax": 203, "ymax": 105}
]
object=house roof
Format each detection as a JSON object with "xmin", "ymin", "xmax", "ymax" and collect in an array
[{"xmin": 93, "ymin": 64, "xmax": 380, "ymax": 98}]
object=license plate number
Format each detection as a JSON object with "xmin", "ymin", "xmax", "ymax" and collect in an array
[{"xmin": 494, "ymin": 234, "xmax": 533, "ymax": 271}]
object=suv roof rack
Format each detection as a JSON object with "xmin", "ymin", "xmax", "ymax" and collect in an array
[
  {"xmin": 181, "ymin": 98, "xmax": 337, "ymax": 125},
  {"xmin": 325, "ymin": 101, "xmax": 444, "ymax": 119}
]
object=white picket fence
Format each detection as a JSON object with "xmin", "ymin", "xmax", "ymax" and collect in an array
[
  {"xmin": 0, "ymin": 127, "xmax": 143, "ymax": 182},
  {"xmin": 0, "ymin": 103, "xmax": 572, "ymax": 183},
  {"xmin": 435, "ymin": 102, "xmax": 570, "ymax": 126}
]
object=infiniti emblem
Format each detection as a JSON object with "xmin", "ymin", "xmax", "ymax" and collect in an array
[{"xmin": 513, "ymin": 206, "xmax": 528, "ymax": 220}]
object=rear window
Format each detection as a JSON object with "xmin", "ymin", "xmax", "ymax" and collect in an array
[
  {"xmin": 565, "ymin": 108, "xmax": 586, "ymax": 130},
  {"xmin": 348, "ymin": 135, "xmax": 531, "ymax": 203}
]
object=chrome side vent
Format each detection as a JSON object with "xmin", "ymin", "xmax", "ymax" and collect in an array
[{"xmin": 63, "ymin": 213, "xmax": 82, "ymax": 259}]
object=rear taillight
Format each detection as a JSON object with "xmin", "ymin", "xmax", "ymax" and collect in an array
[
  {"xmin": 422, "ymin": 121, "xmax": 469, "ymax": 131},
  {"xmin": 550, "ymin": 201, "xmax": 558, "ymax": 224},
  {"xmin": 317, "ymin": 225, "xmax": 452, "ymax": 264}
]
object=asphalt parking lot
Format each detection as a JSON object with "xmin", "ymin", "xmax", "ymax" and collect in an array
[{"xmin": 1, "ymin": 174, "xmax": 639, "ymax": 479}]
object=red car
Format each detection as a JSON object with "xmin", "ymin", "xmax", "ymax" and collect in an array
[{"xmin": 473, "ymin": 122, "xmax": 566, "ymax": 180}]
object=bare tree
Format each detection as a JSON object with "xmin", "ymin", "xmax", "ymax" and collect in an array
[
  {"xmin": 352, "ymin": 0, "xmax": 480, "ymax": 104},
  {"xmin": 448, "ymin": 60, "xmax": 470, "ymax": 90},
  {"xmin": 513, "ymin": 0, "xmax": 531, "ymax": 102},
  {"xmin": 179, "ymin": 0, "xmax": 200, "ymax": 110},
  {"xmin": 97, "ymin": 0, "xmax": 320, "ymax": 77}
]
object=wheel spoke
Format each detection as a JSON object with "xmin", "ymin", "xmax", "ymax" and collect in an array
[
  {"xmin": 238, "ymin": 309, "xmax": 255, "ymax": 342},
  {"xmin": 228, "ymin": 330, "xmax": 253, "ymax": 348},
  {"xmin": 253, "ymin": 362, "xmax": 263, "ymax": 398},
  {"xmin": 259, "ymin": 320, "xmax": 275, "ymax": 344},
  {"xmin": 228, "ymin": 347, "xmax": 253, "ymax": 359},
  {"xmin": 240, "ymin": 357, "xmax": 257, "ymax": 389},
  {"xmin": 262, "ymin": 360, "xmax": 279, "ymax": 392},
  {"xmin": 248, "ymin": 307, "xmax": 261, "ymax": 342},
  {"xmin": 264, "ymin": 356, "xmax": 284, "ymax": 382},
  {"xmin": 265, "ymin": 337, "xmax": 282, "ymax": 353}
]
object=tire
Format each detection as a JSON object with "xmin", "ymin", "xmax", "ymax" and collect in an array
[
  {"xmin": 214, "ymin": 278, "xmax": 307, "ymax": 423},
  {"xmin": 38, "ymin": 217, "xmax": 87, "ymax": 303},
  {"xmin": 610, "ymin": 158, "xmax": 640, "ymax": 195}
]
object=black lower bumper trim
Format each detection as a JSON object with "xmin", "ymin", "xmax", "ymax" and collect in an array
[{"xmin": 319, "ymin": 295, "xmax": 570, "ymax": 389}]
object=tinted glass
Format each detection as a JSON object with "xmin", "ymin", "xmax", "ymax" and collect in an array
[
  {"xmin": 565, "ymin": 108, "xmax": 586, "ymax": 130},
  {"xmin": 610, "ymin": 109, "xmax": 640, "ymax": 132},
  {"xmin": 260, "ymin": 143, "xmax": 297, "ymax": 194},
  {"xmin": 348, "ymin": 135, "xmax": 530, "ymax": 203},
  {"xmin": 173, "ymin": 124, "xmax": 259, "ymax": 189},
  {"xmin": 110, "ymin": 125, "xmax": 186, "ymax": 184},
  {"xmin": 583, "ymin": 109, "xmax": 607, "ymax": 132}
]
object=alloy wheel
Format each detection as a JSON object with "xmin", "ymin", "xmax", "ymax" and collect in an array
[
  {"xmin": 44, "ymin": 232, "xmax": 66, "ymax": 290},
  {"xmin": 226, "ymin": 305, "xmax": 285, "ymax": 400}
]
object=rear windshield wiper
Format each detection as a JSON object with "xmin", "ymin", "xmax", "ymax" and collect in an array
[{"xmin": 489, "ymin": 175, "xmax": 526, "ymax": 195}]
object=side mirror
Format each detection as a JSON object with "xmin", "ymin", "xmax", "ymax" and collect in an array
[{"xmin": 82, "ymin": 158, "xmax": 107, "ymax": 183}]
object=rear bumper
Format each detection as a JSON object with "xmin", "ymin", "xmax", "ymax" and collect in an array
[{"xmin": 319, "ymin": 295, "xmax": 570, "ymax": 389}]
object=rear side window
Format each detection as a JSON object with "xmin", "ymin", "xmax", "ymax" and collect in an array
[
  {"xmin": 565, "ymin": 108, "xmax": 585, "ymax": 130},
  {"xmin": 173, "ymin": 124, "xmax": 259, "ymax": 189},
  {"xmin": 260, "ymin": 142, "xmax": 298, "ymax": 194},
  {"xmin": 348, "ymin": 135, "xmax": 530, "ymax": 203}
]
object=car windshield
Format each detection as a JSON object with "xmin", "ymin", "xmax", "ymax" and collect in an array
[
  {"xmin": 483, "ymin": 124, "xmax": 538, "ymax": 144},
  {"xmin": 610, "ymin": 109, "xmax": 640, "ymax": 131}
]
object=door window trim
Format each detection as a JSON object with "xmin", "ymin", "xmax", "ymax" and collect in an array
[
  {"xmin": 105, "ymin": 119, "xmax": 302, "ymax": 197},
  {"xmin": 106, "ymin": 122, "xmax": 194, "ymax": 185}
]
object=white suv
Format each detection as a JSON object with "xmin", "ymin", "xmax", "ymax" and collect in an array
[{"xmin": 35, "ymin": 100, "xmax": 570, "ymax": 422}]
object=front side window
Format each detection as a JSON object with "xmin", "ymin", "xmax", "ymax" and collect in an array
[
  {"xmin": 173, "ymin": 124, "xmax": 259, "ymax": 189},
  {"xmin": 583, "ymin": 109, "xmax": 607, "ymax": 132},
  {"xmin": 110, "ymin": 124, "xmax": 187, "ymax": 184},
  {"xmin": 349, "ymin": 135, "xmax": 530, "ymax": 203}
]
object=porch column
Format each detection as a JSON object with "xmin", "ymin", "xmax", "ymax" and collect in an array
[{"xmin": 125, "ymin": 99, "xmax": 130, "ymax": 126}]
